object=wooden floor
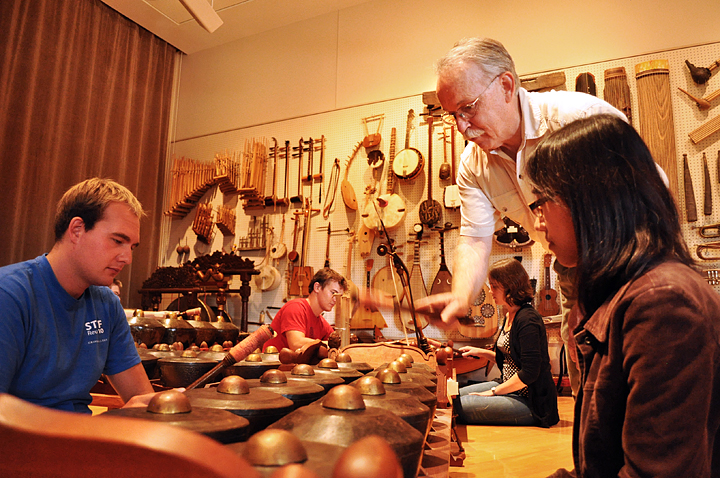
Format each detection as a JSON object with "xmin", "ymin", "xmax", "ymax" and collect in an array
[{"xmin": 449, "ymin": 396, "xmax": 575, "ymax": 478}]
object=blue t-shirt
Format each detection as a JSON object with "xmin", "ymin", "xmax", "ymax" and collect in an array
[{"xmin": 0, "ymin": 255, "xmax": 141, "ymax": 413}]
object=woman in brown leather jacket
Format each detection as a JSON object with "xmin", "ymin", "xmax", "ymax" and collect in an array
[{"xmin": 526, "ymin": 114, "xmax": 720, "ymax": 478}]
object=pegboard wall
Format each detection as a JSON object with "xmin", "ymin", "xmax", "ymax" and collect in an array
[{"xmin": 162, "ymin": 40, "xmax": 720, "ymax": 345}]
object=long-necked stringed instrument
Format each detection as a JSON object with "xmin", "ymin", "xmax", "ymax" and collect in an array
[
  {"xmin": 362, "ymin": 127, "xmax": 406, "ymax": 231},
  {"xmin": 444, "ymin": 123, "xmax": 461, "ymax": 209},
  {"xmin": 289, "ymin": 199, "xmax": 314, "ymax": 297},
  {"xmin": 418, "ymin": 115, "xmax": 442, "ymax": 228},
  {"xmin": 430, "ymin": 225, "xmax": 453, "ymax": 295},
  {"xmin": 393, "ymin": 110, "xmax": 424, "ymax": 181},
  {"xmin": 400, "ymin": 224, "xmax": 429, "ymax": 331},
  {"xmin": 536, "ymin": 254, "xmax": 560, "ymax": 317}
]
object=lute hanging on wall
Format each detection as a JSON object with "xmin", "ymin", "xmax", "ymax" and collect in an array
[
  {"xmin": 536, "ymin": 254, "xmax": 560, "ymax": 317},
  {"xmin": 418, "ymin": 114, "xmax": 442, "ymax": 228},
  {"xmin": 430, "ymin": 225, "xmax": 454, "ymax": 296},
  {"xmin": 444, "ymin": 122, "xmax": 461, "ymax": 209}
]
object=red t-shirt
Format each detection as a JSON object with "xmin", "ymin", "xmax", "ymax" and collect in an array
[{"xmin": 263, "ymin": 298, "xmax": 334, "ymax": 351}]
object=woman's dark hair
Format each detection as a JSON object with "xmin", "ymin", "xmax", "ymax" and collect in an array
[
  {"xmin": 488, "ymin": 258, "xmax": 534, "ymax": 306},
  {"xmin": 525, "ymin": 114, "xmax": 694, "ymax": 317}
]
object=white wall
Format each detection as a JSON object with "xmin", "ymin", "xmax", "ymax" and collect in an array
[{"xmin": 175, "ymin": 0, "xmax": 720, "ymax": 140}]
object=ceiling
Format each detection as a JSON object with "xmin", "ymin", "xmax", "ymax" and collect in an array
[{"xmin": 101, "ymin": 0, "xmax": 374, "ymax": 55}]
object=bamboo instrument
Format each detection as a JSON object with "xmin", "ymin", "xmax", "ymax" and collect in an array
[
  {"xmin": 689, "ymin": 115, "xmax": 720, "ymax": 144},
  {"xmin": 635, "ymin": 60, "xmax": 679, "ymax": 199}
]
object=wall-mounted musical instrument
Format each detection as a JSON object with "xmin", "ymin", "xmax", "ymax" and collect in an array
[
  {"xmin": 372, "ymin": 253, "xmax": 405, "ymax": 304},
  {"xmin": 689, "ymin": 115, "xmax": 720, "ymax": 144},
  {"xmin": 684, "ymin": 153, "xmax": 698, "ymax": 223},
  {"xmin": 457, "ymin": 284, "xmax": 497, "ymax": 339},
  {"xmin": 323, "ymin": 222, "xmax": 332, "ymax": 268},
  {"xmin": 356, "ymin": 224, "xmax": 375, "ymax": 262},
  {"xmin": 361, "ymin": 127, "xmax": 406, "ymax": 231},
  {"xmin": 418, "ymin": 115, "xmax": 442, "ymax": 228},
  {"xmin": 685, "ymin": 57, "xmax": 720, "ymax": 85},
  {"xmin": 341, "ymin": 141, "xmax": 362, "ymax": 210},
  {"xmin": 704, "ymin": 152, "xmax": 712, "ymax": 216},
  {"xmin": 322, "ymin": 158, "xmax": 340, "ymax": 219},
  {"xmin": 362, "ymin": 114, "xmax": 384, "ymax": 148},
  {"xmin": 519, "ymin": 71, "xmax": 566, "ymax": 92},
  {"xmin": 430, "ymin": 225, "xmax": 454, "ymax": 296},
  {"xmin": 678, "ymin": 86, "xmax": 720, "ymax": 111},
  {"xmin": 290, "ymin": 138, "xmax": 305, "ymax": 204},
  {"xmin": 314, "ymin": 136, "xmax": 325, "ymax": 182},
  {"xmin": 275, "ymin": 140, "xmax": 290, "ymax": 207},
  {"xmin": 342, "ymin": 229, "xmax": 359, "ymax": 311},
  {"xmin": 264, "ymin": 137, "xmax": 279, "ymax": 208},
  {"xmin": 304, "ymin": 137, "xmax": 314, "ymax": 183},
  {"xmin": 604, "ymin": 67, "xmax": 632, "ymax": 125},
  {"xmin": 393, "ymin": 109, "xmax": 424, "ymax": 180},
  {"xmin": 575, "ymin": 72, "xmax": 596, "ymax": 96},
  {"xmin": 254, "ymin": 234, "xmax": 282, "ymax": 292},
  {"xmin": 444, "ymin": 122, "xmax": 461, "ymax": 209},
  {"xmin": 269, "ymin": 215, "xmax": 287, "ymax": 259},
  {"xmin": 536, "ymin": 254, "xmax": 560, "ymax": 317},
  {"xmin": 192, "ymin": 202, "xmax": 214, "ymax": 244},
  {"xmin": 350, "ymin": 259, "xmax": 387, "ymax": 329},
  {"xmin": 401, "ymin": 224, "xmax": 429, "ymax": 331},
  {"xmin": 288, "ymin": 199, "xmax": 315, "ymax": 297},
  {"xmin": 287, "ymin": 211, "xmax": 302, "ymax": 263},
  {"xmin": 439, "ymin": 125, "xmax": 451, "ymax": 180},
  {"xmin": 635, "ymin": 60, "xmax": 678, "ymax": 198}
]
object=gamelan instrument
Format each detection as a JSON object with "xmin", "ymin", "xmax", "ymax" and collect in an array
[
  {"xmin": 417, "ymin": 114, "xmax": 442, "ymax": 228},
  {"xmin": 635, "ymin": 59, "xmax": 679, "ymax": 198},
  {"xmin": 184, "ymin": 325, "xmax": 275, "ymax": 391},
  {"xmin": 393, "ymin": 109, "xmax": 424, "ymax": 180},
  {"xmin": 536, "ymin": 254, "xmax": 560, "ymax": 317}
]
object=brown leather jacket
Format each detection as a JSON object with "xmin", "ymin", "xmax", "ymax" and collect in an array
[{"xmin": 549, "ymin": 261, "xmax": 720, "ymax": 477}]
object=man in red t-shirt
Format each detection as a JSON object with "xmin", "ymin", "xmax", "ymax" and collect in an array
[{"xmin": 263, "ymin": 268, "xmax": 347, "ymax": 352}]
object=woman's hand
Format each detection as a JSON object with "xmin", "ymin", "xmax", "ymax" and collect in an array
[{"xmin": 459, "ymin": 346, "xmax": 485, "ymax": 359}]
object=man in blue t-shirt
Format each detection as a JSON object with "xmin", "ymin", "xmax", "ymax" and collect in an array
[{"xmin": 0, "ymin": 178, "xmax": 155, "ymax": 413}]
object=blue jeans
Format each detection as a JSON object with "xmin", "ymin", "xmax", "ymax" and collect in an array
[{"xmin": 455, "ymin": 381, "xmax": 537, "ymax": 426}]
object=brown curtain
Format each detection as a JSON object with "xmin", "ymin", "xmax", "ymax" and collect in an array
[{"xmin": 0, "ymin": 0, "xmax": 177, "ymax": 308}]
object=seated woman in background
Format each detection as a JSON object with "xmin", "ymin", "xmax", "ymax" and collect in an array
[
  {"xmin": 525, "ymin": 114, "xmax": 720, "ymax": 478},
  {"xmin": 455, "ymin": 258, "xmax": 559, "ymax": 428}
]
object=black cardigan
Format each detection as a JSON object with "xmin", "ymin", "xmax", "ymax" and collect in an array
[{"xmin": 495, "ymin": 303, "xmax": 560, "ymax": 427}]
